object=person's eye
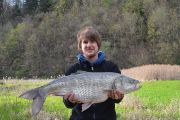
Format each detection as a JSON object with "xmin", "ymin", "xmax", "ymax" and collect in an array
[
  {"xmin": 91, "ymin": 41, "xmax": 94, "ymax": 43},
  {"xmin": 83, "ymin": 41, "xmax": 88, "ymax": 44}
]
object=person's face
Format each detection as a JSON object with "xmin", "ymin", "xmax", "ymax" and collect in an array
[{"xmin": 81, "ymin": 38, "xmax": 99, "ymax": 59}]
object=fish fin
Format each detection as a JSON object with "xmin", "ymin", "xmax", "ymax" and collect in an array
[
  {"xmin": 76, "ymin": 70, "xmax": 87, "ymax": 74},
  {"xmin": 112, "ymin": 80, "xmax": 117, "ymax": 90},
  {"xmin": 31, "ymin": 95, "xmax": 46, "ymax": 118},
  {"xmin": 52, "ymin": 92, "xmax": 65, "ymax": 96},
  {"xmin": 104, "ymin": 89, "xmax": 113, "ymax": 94},
  {"xmin": 104, "ymin": 89, "xmax": 112, "ymax": 92},
  {"xmin": 19, "ymin": 88, "xmax": 46, "ymax": 118},
  {"xmin": 19, "ymin": 88, "xmax": 39, "ymax": 100},
  {"xmin": 71, "ymin": 70, "xmax": 87, "ymax": 75},
  {"xmin": 82, "ymin": 103, "xmax": 93, "ymax": 112}
]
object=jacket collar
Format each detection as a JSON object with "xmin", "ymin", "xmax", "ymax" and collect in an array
[{"xmin": 77, "ymin": 51, "xmax": 105, "ymax": 65}]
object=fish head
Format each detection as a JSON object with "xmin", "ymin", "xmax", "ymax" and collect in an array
[{"xmin": 114, "ymin": 75, "xmax": 141, "ymax": 94}]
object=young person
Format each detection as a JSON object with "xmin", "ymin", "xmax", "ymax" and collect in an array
[{"xmin": 63, "ymin": 26, "xmax": 124, "ymax": 120}]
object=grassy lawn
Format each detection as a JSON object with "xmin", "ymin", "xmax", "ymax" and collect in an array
[
  {"xmin": 0, "ymin": 80, "xmax": 180, "ymax": 120},
  {"xmin": 116, "ymin": 80, "xmax": 180, "ymax": 119}
]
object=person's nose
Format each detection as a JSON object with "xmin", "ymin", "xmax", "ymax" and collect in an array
[{"xmin": 86, "ymin": 42, "xmax": 92, "ymax": 47}]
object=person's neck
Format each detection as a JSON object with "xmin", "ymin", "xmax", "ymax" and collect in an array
[{"xmin": 85, "ymin": 54, "xmax": 98, "ymax": 63}]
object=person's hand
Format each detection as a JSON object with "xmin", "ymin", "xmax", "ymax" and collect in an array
[
  {"xmin": 64, "ymin": 93, "xmax": 81, "ymax": 103},
  {"xmin": 108, "ymin": 90, "xmax": 124, "ymax": 100}
]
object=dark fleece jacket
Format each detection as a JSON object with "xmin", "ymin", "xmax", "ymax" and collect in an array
[{"xmin": 63, "ymin": 52, "xmax": 123, "ymax": 120}]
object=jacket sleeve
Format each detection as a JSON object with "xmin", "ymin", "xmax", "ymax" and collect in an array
[
  {"xmin": 63, "ymin": 98, "xmax": 76, "ymax": 108},
  {"xmin": 111, "ymin": 62, "xmax": 121, "ymax": 74},
  {"xmin": 63, "ymin": 63, "xmax": 79, "ymax": 108},
  {"xmin": 110, "ymin": 62, "xmax": 124, "ymax": 103}
]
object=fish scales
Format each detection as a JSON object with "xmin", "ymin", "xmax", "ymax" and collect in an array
[
  {"xmin": 69, "ymin": 73, "xmax": 113, "ymax": 103},
  {"xmin": 19, "ymin": 71, "xmax": 141, "ymax": 118}
]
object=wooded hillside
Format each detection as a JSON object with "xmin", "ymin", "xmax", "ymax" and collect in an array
[{"xmin": 0, "ymin": 0, "xmax": 179, "ymax": 78}]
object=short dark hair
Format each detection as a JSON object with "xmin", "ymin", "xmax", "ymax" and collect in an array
[{"xmin": 77, "ymin": 26, "xmax": 101, "ymax": 51}]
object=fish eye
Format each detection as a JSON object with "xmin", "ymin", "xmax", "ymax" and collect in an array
[{"xmin": 129, "ymin": 80, "xmax": 136, "ymax": 84}]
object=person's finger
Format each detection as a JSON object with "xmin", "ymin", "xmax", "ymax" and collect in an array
[
  {"xmin": 109, "ymin": 90, "xmax": 114, "ymax": 98},
  {"xmin": 115, "ymin": 91, "xmax": 124, "ymax": 99},
  {"xmin": 64, "ymin": 93, "xmax": 71, "ymax": 100},
  {"xmin": 111, "ymin": 90, "xmax": 116, "ymax": 99},
  {"xmin": 113, "ymin": 91, "xmax": 119, "ymax": 99},
  {"xmin": 108, "ymin": 90, "xmax": 111, "ymax": 97},
  {"xmin": 68, "ymin": 94, "xmax": 75, "ymax": 102}
]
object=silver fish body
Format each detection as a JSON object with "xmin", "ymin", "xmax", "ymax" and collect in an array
[{"xmin": 19, "ymin": 71, "xmax": 140, "ymax": 118}]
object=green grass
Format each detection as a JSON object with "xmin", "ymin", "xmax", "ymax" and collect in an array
[
  {"xmin": 0, "ymin": 80, "xmax": 180, "ymax": 120},
  {"xmin": 135, "ymin": 80, "xmax": 180, "ymax": 105},
  {"xmin": 116, "ymin": 80, "xmax": 180, "ymax": 119},
  {"xmin": 0, "ymin": 96, "xmax": 31, "ymax": 120}
]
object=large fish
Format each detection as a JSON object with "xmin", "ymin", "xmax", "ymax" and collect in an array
[{"xmin": 19, "ymin": 71, "xmax": 141, "ymax": 118}]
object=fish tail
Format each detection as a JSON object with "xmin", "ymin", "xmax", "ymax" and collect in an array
[
  {"xmin": 19, "ymin": 88, "xmax": 40, "ymax": 100},
  {"xmin": 19, "ymin": 88, "xmax": 46, "ymax": 118}
]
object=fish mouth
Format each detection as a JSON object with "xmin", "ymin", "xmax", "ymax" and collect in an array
[{"xmin": 135, "ymin": 83, "xmax": 142, "ymax": 89}]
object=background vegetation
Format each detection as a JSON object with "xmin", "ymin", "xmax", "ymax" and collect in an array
[
  {"xmin": 122, "ymin": 64, "xmax": 180, "ymax": 81},
  {"xmin": 1, "ymin": 1, "xmax": 179, "ymax": 119},
  {"xmin": 0, "ymin": 0, "xmax": 180, "ymax": 78}
]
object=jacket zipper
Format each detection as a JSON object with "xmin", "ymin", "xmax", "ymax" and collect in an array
[
  {"xmin": 90, "ymin": 63, "xmax": 94, "ymax": 71},
  {"xmin": 92, "ymin": 104, "xmax": 96, "ymax": 120},
  {"xmin": 93, "ymin": 112, "xmax": 96, "ymax": 119},
  {"xmin": 91, "ymin": 65, "xmax": 95, "ymax": 119},
  {"xmin": 91, "ymin": 66, "xmax": 94, "ymax": 71}
]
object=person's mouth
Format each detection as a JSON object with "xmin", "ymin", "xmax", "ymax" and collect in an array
[{"xmin": 86, "ymin": 49, "xmax": 94, "ymax": 52}]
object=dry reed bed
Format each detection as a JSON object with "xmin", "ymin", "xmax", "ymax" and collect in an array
[{"xmin": 122, "ymin": 64, "xmax": 180, "ymax": 81}]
